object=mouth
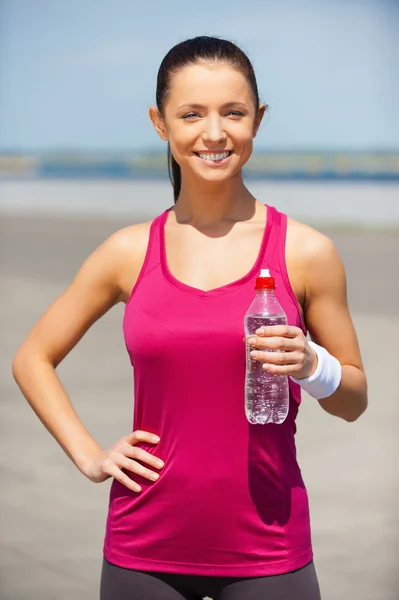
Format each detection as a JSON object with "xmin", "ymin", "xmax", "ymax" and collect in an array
[{"xmin": 193, "ymin": 150, "xmax": 233, "ymax": 165}]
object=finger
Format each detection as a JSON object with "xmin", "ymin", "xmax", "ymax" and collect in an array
[
  {"xmin": 261, "ymin": 363, "xmax": 304, "ymax": 375},
  {"xmin": 248, "ymin": 336, "xmax": 297, "ymax": 351},
  {"xmin": 106, "ymin": 463, "xmax": 142, "ymax": 493},
  {"xmin": 120, "ymin": 456, "xmax": 160, "ymax": 482},
  {"xmin": 128, "ymin": 430, "xmax": 160, "ymax": 445},
  {"xmin": 250, "ymin": 350, "xmax": 302, "ymax": 365},
  {"xmin": 125, "ymin": 445, "xmax": 164, "ymax": 470},
  {"xmin": 254, "ymin": 325, "xmax": 300, "ymax": 338}
]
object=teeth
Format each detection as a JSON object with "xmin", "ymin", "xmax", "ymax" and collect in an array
[{"xmin": 198, "ymin": 151, "xmax": 230, "ymax": 161}]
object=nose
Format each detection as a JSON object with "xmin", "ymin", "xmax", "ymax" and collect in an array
[{"xmin": 202, "ymin": 114, "xmax": 227, "ymax": 144}]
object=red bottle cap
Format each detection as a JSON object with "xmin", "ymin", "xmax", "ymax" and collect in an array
[{"xmin": 255, "ymin": 275, "xmax": 275, "ymax": 290}]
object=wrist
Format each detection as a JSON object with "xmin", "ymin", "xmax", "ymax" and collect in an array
[
  {"xmin": 309, "ymin": 345, "xmax": 319, "ymax": 378},
  {"xmin": 75, "ymin": 443, "xmax": 103, "ymax": 477},
  {"xmin": 290, "ymin": 341, "xmax": 342, "ymax": 399},
  {"xmin": 296, "ymin": 345, "xmax": 319, "ymax": 380}
]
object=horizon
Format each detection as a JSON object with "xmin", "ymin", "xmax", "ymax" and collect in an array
[{"xmin": 2, "ymin": 148, "xmax": 399, "ymax": 156}]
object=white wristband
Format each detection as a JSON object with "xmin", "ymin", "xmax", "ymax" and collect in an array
[{"xmin": 290, "ymin": 341, "xmax": 342, "ymax": 399}]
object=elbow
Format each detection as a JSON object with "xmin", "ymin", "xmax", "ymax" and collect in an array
[
  {"xmin": 12, "ymin": 351, "xmax": 21, "ymax": 380},
  {"xmin": 343, "ymin": 392, "xmax": 368, "ymax": 423},
  {"xmin": 344, "ymin": 408, "xmax": 366, "ymax": 423},
  {"xmin": 12, "ymin": 348, "xmax": 26, "ymax": 384},
  {"xmin": 12, "ymin": 344, "xmax": 54, "ymax": 384},
  {"xmin": 342, "ymin": 369, "xmax": 368, "ymax": 422},
  {"xmin": 12, "ymin": 344, "xmax": 37, "ymax": 383}
]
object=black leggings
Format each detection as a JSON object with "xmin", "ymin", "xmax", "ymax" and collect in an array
[{"xmin": 100, "ymin": 557, "xmax": 322, "ymax": 600}]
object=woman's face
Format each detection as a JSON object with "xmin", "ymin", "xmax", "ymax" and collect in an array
[{"xmin": 151, "ymin": 62, "xmax": 265, "ymax": 186}]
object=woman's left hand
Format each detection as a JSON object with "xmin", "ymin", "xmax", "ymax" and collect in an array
[{"xmin": 245, "ymin": 325, "xmax": 318, "ymax": 379}]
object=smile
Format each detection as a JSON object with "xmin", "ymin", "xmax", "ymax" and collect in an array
[{"xmin": 194, "ymin": 151, "xmax": 233, "ymax": 163}]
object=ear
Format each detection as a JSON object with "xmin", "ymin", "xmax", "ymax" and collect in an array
[
  {"xmin": 253, "ymin": 104, "xmax": 267, "ymax": 139},
  {"xmin": 149, "ymin": 107, "xmax": 169, "ymax": 141}
]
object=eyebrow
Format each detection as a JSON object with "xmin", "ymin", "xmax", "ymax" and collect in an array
[{"xmin": 177, "ymin": 102, "xmax": 249, "ymax": 111}]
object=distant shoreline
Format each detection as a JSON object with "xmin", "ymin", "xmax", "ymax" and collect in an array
[
  {"xmin": 1, "ymin": 150, "xmax": 398, "ymax": 181},
  {"xmin": 1, "ymin": 179, "xmax": 398, "ymax": 231}
]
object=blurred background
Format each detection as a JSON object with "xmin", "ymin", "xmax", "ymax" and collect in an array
[{"xmin": 1, "ymin": 1, "xmax": 398, "ymax": 599}]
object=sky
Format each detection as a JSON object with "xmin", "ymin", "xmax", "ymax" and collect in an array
[{"xmin": 0, "ymin": 0, "xmax": 398, "ymax": 152}]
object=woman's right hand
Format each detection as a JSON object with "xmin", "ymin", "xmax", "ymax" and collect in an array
[{"xmin": 82, "ymin": 430, "xmax": 164, "ymax": 493}]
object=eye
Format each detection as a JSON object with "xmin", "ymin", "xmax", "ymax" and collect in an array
[
  {"xmin": 181, "ymin": 112, "xmax": 200, "ymax": 120},
  {"xmin": 181, "ymin": 110, "xmax": 246, "ymax": 120},
  {"xmin": 226, "ymin": 111, "xmax": 245, "ymax": 118}
]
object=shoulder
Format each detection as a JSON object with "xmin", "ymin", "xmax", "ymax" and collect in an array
[
  {"xmin": 104, "ymin": 220, "xmax": 153, "ymax": 257},
  {"xmin": 286, "ymin": 217, "xmax": 338, "ymax": 263},
  {"xmin": 285, "ymin": 217, "xmax": 346, "ymax": 301},
  {"xmin": 100, "ymin": 220, "xmax": 153, "ymax": 303}
]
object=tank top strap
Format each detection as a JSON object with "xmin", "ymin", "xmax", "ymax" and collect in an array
[
  {"xmin": 262, "ymin": 204, "xmax": 306, "ymax": 334},
  {"xmin": 137, "ymin": 208, "xmax": 170, "ymax": 280},
  {"xmin": 260, "ymin": 204, "xmax": 282, "ymax": 272}
]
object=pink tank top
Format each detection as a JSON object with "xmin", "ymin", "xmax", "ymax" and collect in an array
[{"xmin": 103, "ymin": 204, "xmax": 313, "ymax": 576}]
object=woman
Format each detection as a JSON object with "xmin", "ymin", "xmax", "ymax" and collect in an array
[{"xmin": 12, "ymin": 36, "xmax": 367, "ymax": 600}]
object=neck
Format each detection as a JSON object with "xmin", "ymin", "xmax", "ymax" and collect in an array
[{"xmin": 174, "ymin": 171, "xmax": 257, "ymax": 228}]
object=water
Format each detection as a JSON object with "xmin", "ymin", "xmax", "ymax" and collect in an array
[{"xmin": 244, "ymin": 315, "xmax": 289, "ymax": 425}]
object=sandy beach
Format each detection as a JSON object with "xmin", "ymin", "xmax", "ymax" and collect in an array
[{"xmin": 1, "ymin": 185, "xmax": 398, "ymax": 599}]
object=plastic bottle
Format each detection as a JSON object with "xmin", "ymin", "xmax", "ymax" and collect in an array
[{"xmin": 244, "ymin": 269, "xmax": 289, "ymax": 424}]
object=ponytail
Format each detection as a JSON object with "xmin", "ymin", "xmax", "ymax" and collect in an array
[{"xmin": 167, "ymin": 143, "xmax": 181, "ymax": 203}]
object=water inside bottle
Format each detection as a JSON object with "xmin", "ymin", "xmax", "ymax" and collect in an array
[{"xmin": 244, "ymin": 315, "xmax": 289, "ymax": 425}]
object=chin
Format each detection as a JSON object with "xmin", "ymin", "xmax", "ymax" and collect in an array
[{"xmin": 195, "ymin": 171, "xmax": 233, "ymax": 186}]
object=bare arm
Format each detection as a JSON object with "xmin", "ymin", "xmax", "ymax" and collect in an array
[
  {"xmin": 12, "ymin": 231, "xmax": 127, "ymax": 471},
  {"xmin": 248, "ymin": 222, "xmax": 367, "ymax": 422},
  {"xmin": 302, "ymin": 231, "xmax": 368, "ymax": 422},
  {"xmin": 12, "ymin": 225, "xmax": 163, "ymax": 491}
]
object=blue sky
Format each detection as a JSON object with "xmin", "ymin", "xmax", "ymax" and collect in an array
[{"xmin": 0, "ymin": 0, "xmax": 398, "ymax": 152}]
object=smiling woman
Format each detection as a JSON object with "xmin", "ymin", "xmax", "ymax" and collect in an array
[
  {"xmin": 12, "ymin": 35, "xmax": 366, "ymax": 600},
  {"xmin": 149, "ymin": 36, "xmax": 266, "ymax": 202}
]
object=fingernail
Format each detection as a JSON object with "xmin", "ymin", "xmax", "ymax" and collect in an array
[
  {"xmin": 250, "ymin": 350, "xmax": 258, "ymax": 358},
  {"xmin": 150, "ymin": 472, "xmax": 159, "ymax": 481},
  {"xmin": 134, "ymin": 484, "xmax": 142, "ymax": 492},
  {"xmin": 255, "ymin": 328, "xmax": 264, "ymax": 335},
  {"xmin": 152, "ymin": 435, "xmax": 160, "ymax": 442},
  {"xmin": 155, "ymin": 460, "xmax": 164, "ymax": 468},
  {"xmin": 248, "ymin": 337, "xmax": 257, "ymax": 346}
]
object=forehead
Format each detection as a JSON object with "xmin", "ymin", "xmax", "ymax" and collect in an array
[{"xmin": 167, "ymin": 62, "xmax": 253, "ymax": 106}]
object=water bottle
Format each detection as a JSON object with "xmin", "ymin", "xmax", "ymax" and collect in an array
[{"xmin": 244, "ymin": 269, "xmax": 289, "ymax": 424}]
